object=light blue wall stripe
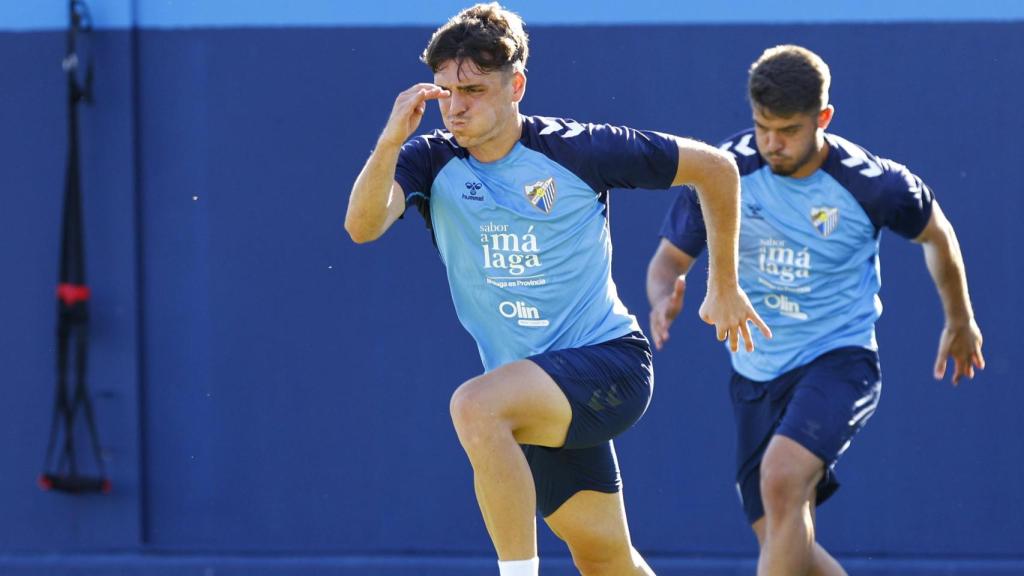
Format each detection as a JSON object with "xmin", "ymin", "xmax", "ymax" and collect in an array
[
  {"xmin": 0, "ymin": 0, "xmax": 133, "ymax": 30},
  {"xmin": 3, "ymin": 0, "xmax": 1024, "ymax": 30}
]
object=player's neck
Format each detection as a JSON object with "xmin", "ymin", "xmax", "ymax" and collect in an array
[
  {"xmin": 788, "ymin": 138, "xmax": 830, "ymax": 179},
  {"xmin": 467, "ymin": 113, "xmax": 524, "ymax": 163}
]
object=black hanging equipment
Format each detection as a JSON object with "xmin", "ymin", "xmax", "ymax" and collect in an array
[{"xmin": 39, "ymin": 0, "xmax": 110, "ymax": 495}]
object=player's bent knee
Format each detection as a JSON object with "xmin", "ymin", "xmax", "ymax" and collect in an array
[
  {"xmin": 449, "ymin": 379, "xmax": 507, "ymax": 445},
  {"xmin": 449, "ymin": 380, "xmax": 485, "ymax": 429}
]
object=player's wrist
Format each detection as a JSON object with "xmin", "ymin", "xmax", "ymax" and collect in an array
[
  {"xmin": 706, "ymin": 268, "xmax": 739, "ymax": 291},
  {"xmin": 375, "ymin": 135, "xmax": 405, "ymax": 153},
  {"xmin": 944, "ymin": 313, "xmax": 976, "ymax": 330}
]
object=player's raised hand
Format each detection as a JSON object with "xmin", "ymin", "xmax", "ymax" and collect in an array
[
  {"xmin": 699, "ymin": 285, "xmax": 772, "ymax": 353},
  {"xmin": 378, "ymin": 83, "xmax": 451, "ymax": 149},
  {"xmin": 934, "ymin": 319, "xmax": 985, "ymax": 386},
  {"xmin": 649, "ymin": 276, "xmax": 686, "ymax": 351}
]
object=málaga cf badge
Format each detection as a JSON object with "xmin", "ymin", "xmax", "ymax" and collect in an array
[
  {"xmin": 524, "ymin": 177, "xmax": 557, "ymax": 214},
  {"xmin": 810, "ymin": 207, "xmax": 839, "ymax": 237}
]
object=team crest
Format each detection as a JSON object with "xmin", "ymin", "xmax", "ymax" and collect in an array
[
  {"xmin": 524, "ymin": 177, "xmax": 557, "ymax": 214},
  {"xmin": 810, "ymin": 207, "xmax": 839, "ymax": 237}
]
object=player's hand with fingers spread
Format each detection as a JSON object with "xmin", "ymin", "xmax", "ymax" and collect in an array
[
  {"xmin": 934, "ymin": 318, "xmax": 985, "ymax": 386},
  {"xmin": 378, "ymin": 83, "xmax": 451, "ymax": 149},
  {"xmin": 649, "ymin": 276, "xmax": 686, "ymax": 351},
  {"xmin": 698, "ymin": 283, "xmax": 772, "ymax": 353}
]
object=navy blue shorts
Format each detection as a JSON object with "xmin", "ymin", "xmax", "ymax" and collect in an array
[
  {"xmin": 524, "ymin": 331, "xmax": 653, "ymax": 517},
  {"xmin": 731, "ymin": 346, "xmax": 881, "ymax": 524}
]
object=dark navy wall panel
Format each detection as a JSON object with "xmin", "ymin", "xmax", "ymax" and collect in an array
[
  {"xmin": 134, "ymin": 28, "xmax": 491, "ymax": 552},
  {"xmin": 0, "ymin": 31, "xmax": 141, "ymax": 550},
  {"xmin": 1, "ymin": 19, "xmax": 1022, "ymax": 571}
]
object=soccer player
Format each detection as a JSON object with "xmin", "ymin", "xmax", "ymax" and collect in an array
[
  {"xmin": 345, "ymin": 4, "xmax": 770, "ymax": 575},
  {"xmin": 647, "ymin": 45, "xmax": 985, "ymax": 576}
]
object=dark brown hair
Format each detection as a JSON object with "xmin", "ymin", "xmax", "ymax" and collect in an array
[
  {"xmin": 421, "ymin": 3, "xmax": 529, "ymax": 77},
  {"xmin": 748, "ymin": 45, "xmax": 831, "ymax": 116}
]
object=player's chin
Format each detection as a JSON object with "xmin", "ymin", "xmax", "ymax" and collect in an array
[
  {"xmin": 768, "ymin": 162, "xmax": 797, "ymax": 176},
  {"xmin": 451, "ymin": 131, "xmax": 472, "ymax": 142}
]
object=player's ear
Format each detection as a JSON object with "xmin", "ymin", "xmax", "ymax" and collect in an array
[
  {"xmin": 511, "ymin": 70, "xmax": 527, "ymax": 103},
  {"xmin": 818, "ymin": 105, "xmax": 835, "ymax": 130}
]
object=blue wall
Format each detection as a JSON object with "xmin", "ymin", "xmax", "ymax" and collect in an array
[{"xmin": 1, "ymin": 6, "xmax": 1022, "ymax": 575}]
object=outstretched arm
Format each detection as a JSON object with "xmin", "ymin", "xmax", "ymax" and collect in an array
[
  {"xmin": 671, "ymin": 139, "xmax": 771, "ymax": 351},
  {"xmin": 646, "ymin": 239, "xmax": 697, "ymax": 351},
  {"xmin": 915, "ymin": 202, "xmax": 985, "ymax": 385},
  {"xmin": 345, "ymin": 83, "xmax": 450, "ymax": 243}
]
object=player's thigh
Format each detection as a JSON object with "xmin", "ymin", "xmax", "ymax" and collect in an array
[
  {"xmin": 775, "ymin": 347, "xmax": 881, "ymax": 467},
  {"xmin": 451, "ymin": 359, "xmax": 572, "ymax": 448},
  {"xmin": 529, "ymin": 331, "xmax": 654, "ymax": 450},
  {"xmin": 544, "ymin": 489, "xmax": 634, "ymax": 564},
  {"xmin": 769, "ymin": 347, "xmax": 881, "ymax": 492},
  {"xmin": 760, "ymin": 434, "xmax": 826, "ymax": 497}
]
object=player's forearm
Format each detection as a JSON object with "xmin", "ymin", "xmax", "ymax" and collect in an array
[
  {"xmin": 646, "ymin": 250, "xmax": 691, "ymax": 307},
  {"xmin": 345, "ymin": 141, "xmax": 402, "ymax": 243},
  {"xmin": 679, "ymin": 146, "xmax": 740, "ymax": 289},
  {"xmin": 922, "ymin": 220, "xmax": 975, "ymax": 326}
]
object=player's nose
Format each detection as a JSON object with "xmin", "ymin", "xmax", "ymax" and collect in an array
[
  {"xmin": 448, "ymin": 92, "xmax": 469, "ymax": 114},
  {"xmin": 765, "ymin": 133, "xmax": 784, "ymax": 153}
]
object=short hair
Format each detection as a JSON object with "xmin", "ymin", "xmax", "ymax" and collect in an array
[
  {"xmin": 748, "ymin": 45, "xmax": 831, "ymax": 116},
  {"xmin": 421, "ymin": 3, "xmax": 529, "ymax": 77}
]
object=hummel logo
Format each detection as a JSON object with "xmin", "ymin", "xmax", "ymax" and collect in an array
[
  {"xmin": 587, "ymin": 385, "xmax": 624, "ymax": 412},
  {"xmin": 801, "ymin": 420, "xmax": 822, "ymax": 440},
  {"xmin": 462, "ymin": 182, "xmax": 484, "ymax": 201},
  {"xmin": 720, "ymin": 134, "xmax": 757, "ymax": 157},
  {"xmin": 537, "ymin": 118, "xmax": 586, "ymax": 138}
]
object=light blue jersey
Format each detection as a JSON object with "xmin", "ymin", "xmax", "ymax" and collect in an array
[
  {"xmin": 397, "ymin": 115, "xmax": 678, "ymax": 371},
  {"xmin": 661, "ymin": 129, "xmax": 933, "ymax": 381}
]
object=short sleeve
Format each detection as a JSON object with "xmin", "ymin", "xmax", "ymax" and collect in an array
[
  {"xmin": 394, "ymin": 136, "xmax": 433, "ymax": 219},
  {"xmin": 822, "ymin": 135, "xmax": 935, "ymax": 239},
  {"xmin": 877, "ymin": 160, "xmax": 935, "ymax": 239},
  {"xmin": 586, "ymin": 124, "xmax": 679, "ymax": 190},
  {"xmin": 393, "ymin": 132, "xmax": 462, "ymax": 227},
  {"xmin": 518, "ymin": 117, "xmax": 680, "ymax": 194},
  {"xmin": 659, "ymin": 186, "xmax": 708, "ymax": 257}
]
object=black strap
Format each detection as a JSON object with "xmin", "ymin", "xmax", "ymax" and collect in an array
[{"xmin": 40, "ymin": 0, "xmax": 109, "ymax": 495}]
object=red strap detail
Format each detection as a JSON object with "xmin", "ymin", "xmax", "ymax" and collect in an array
[{"xmin": 57, "ymin": 283, "xmax": 91, "ymax": 306}]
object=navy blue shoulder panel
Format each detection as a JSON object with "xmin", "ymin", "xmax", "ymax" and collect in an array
[
  {"xmin": 395, "ymin": 130, "xmax": 467, "ymax": 229},
  {"xmin": 659, "ymin": 127, "xmax": 764, "ymax": 258},
  {"xmin": 718, "ymin": 128, "xmax": 765, "ymax": 176},
  {"xmin": 518, "ymin": 115, "xmax": 678, "ymax": 194},
  {"xmin": 821, "ymin": 133, "xmax": 935, "ymax": 238}
]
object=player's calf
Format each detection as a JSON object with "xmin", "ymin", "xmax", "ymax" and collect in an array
[
  {"xmin": 568, "ymin": 544, "xmax": 653, "ymax": 576},
  {"xmin": 546, "ymin": 490, "xmax": 655, "ymax": 576}
]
